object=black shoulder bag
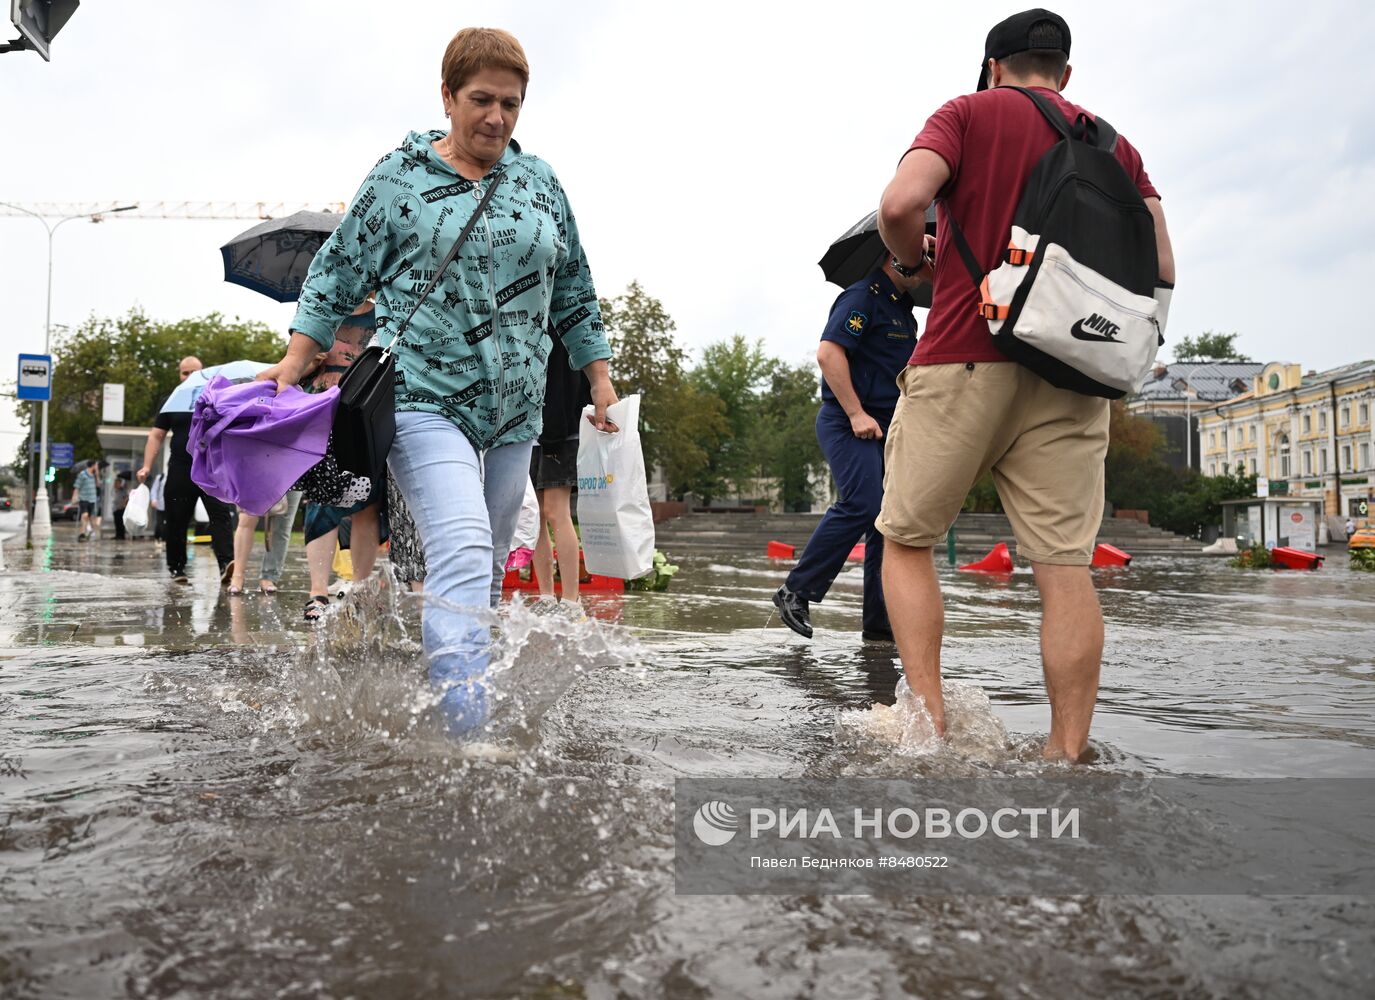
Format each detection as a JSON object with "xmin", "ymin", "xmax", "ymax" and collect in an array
[{"xmin": 332, "ymin": 172, "xmax": 505, "ymax": 478}]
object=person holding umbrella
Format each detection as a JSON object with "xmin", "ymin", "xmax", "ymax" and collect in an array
[
  {"xmin": 257, "ymin": 27, "xmax": 617, "ymax": 735},
  {"xmin": 773, "ymin": 251, "xmax": 930, "ymax": 642},
  {"xmin": 138, "ymin": 355, "xmax": 237, "ymax": 584}
]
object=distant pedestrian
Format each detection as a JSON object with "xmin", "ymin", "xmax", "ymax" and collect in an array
[
  {"xmin": 138, "ymin": 355, "xmax": 235, "ymax": 584},
  {"xmin": 72, "ymin": 459, "xmax": 98, "ymax": 541},
  {"xmin": 112, "ymin": 471, "xmax": 131, "ymax": 540},
  {"xmin": 1347, "ymin": 517, "xmax": 1357, "ymax": 537},
  {"xmin": 773, "ymin": 259, "xmax": 928, "ymax": 642}
]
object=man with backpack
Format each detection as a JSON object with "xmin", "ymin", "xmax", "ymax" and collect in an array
[{"xmin": 874, "ymin": 9, "xmax": 1176, "ymax": 761}]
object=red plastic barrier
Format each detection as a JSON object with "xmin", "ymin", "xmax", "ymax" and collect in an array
[
  {"xmin": 502, "ymin": 568, "xmax": 625, "ymax": 592},
  {"xmin": 1091, "ymin": 543, "xmax": 1132, "ymax": 567},
  {"xmin": 847, "ymin": 543, "xmax": 865, "ymax": 561},
  {"xmin": 960, "ymin": 542, "xmax": 1014, "ymax": 573},
  {"xmin": 767, "ymin": 540, "xmax": 795, "ymax": 559},
  {"xmin": 1269, "ymin": 547, "xmax": 1324, "ymax": 570}
]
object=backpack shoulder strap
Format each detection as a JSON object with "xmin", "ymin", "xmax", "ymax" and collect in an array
[
  {"xmin": 943, "ymin": 206, "xmax": 985, "ymax": 287},
  {"xmin": 1010, "ymin": 86, "xmax": 1072, "ymax": 140},
  {"xmin": 1011, "ymin": 85, "xmax": 1119, "ymax": 152}
]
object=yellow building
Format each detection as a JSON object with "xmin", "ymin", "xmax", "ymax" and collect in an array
[{"xmin": 1197, "ymin": 360, "xmax": 1375, "ymax": 520}]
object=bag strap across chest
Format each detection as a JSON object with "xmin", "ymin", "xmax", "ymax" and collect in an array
[{"xmin": 383, "ymin": 171, "xmax": 505, "ymax": 359}]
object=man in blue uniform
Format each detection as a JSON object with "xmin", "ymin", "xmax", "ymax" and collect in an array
[{"xmin": 774, "ymin": 258, "xmax": 927, "ymax": 641}]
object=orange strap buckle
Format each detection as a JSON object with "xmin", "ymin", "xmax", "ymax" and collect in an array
[
  {"xmin": 977, "ymin": 276, "xmax": 1010, "ymax": 321},
  {"xmin": 1006, "ymin": 247, "xmax": 1033, "ymax": 266}
]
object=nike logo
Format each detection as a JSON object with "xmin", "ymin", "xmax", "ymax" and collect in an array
[{"xmin": 1071, "ymin": 313, "xmax": 1122, "ymax": 343}]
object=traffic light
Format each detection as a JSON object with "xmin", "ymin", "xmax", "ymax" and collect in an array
[
  {"xmin": 4, "ymin": 1, "xmax": 80, "ymax": 61},
  {"xmin": 44, "ymin": 466, "xmax": 56, "ymax": 483}
]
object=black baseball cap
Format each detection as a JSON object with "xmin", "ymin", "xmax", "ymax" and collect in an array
[{"xmin": 976, "ymin": 8, "xmax": 1071, "ymax": 91}]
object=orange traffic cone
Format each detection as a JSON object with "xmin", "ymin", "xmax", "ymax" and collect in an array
[
  {"xmin": 766, "ymin": 540, "xmax": 795, "ymax": 559},
  {"xmin": 960, "ymin": 542, "xmax": 1013, "ymax": 573},
  {"xmin": 1091, "ymin": 543, "xmax": 1132, "ymax": 567},
  {"xmin": 847, "ymin": 543, "xmax": 865, "ymax": 561}
]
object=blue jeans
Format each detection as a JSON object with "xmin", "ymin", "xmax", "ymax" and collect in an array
[
  {"xmin": 259, "ymin": 490, "xmax": 303, "ymax": 583},
  {"xmin": 786, "ymin": 403, "xmax": 891, "ymax": 634},
  {"xmin": 387, "ymin": 411, "xmax": 534, "ymax": 734}
]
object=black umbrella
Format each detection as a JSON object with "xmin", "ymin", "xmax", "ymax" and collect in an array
[
  {"xmin": 220, "ymin": 210, "xmax": 342, "ymax": 303},
  {"xmin": 818, "ymin": 204, "xmax": 938, "ymax": 307}
]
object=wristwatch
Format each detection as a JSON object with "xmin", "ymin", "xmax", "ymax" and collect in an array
[{"xmin": 889, "ymin": 254, "xmax": 922, "ymax": 278}]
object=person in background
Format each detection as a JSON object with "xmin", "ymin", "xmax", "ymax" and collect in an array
[
  {"xmin": 112, "ymin": 470, "xmax": 131, "ymax": 541},
  {"xmin": 226, "ymin": 491, "xmax": 304, "ymax": 596},
  {"xmin": 773, "ymin": 257, "xmax": 928, "ymax": 642},
  {"xmin": 138, "ymin": 355, "xmax": 235, "ymax": 584},
  {"xmin": 530, "ymin": 331, "xmax": 591, "ymax": 603},
  {"xmin": 258, "ymin": 28, "xmax": 617, "ymax": 732},
  {"xmin": 72, "ymin": 458, "xmax": 98, "ymax": 541},
  {"xmin": 291, "ymin": 297, "xmax": 384, "ymax": 622}
]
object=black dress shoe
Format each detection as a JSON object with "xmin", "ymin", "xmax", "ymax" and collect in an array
[
  {"xmin": 862, "ymin": 627, "xmax": 896, "ymax": 643},
  {"xmin": 772, "ymin": 586, "xmax": 813, "ymax": 639}
]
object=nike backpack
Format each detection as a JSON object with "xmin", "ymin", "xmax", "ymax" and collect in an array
[{"xmin": 946, "ymin": 87, "xmax": 1172, "ymax": 399}]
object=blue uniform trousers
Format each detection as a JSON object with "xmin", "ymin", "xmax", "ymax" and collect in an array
[{"xmin": 786, "ymin": 402, "xmax": 891, "ymax": 633}]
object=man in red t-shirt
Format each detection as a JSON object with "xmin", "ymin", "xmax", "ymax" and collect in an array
[{"xmin": 873, "ymin": 9, "xmax": 1176, "ymax": 761}]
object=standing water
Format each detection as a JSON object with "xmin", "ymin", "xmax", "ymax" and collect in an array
[{"xmin": 2, "ymin": 527, "xmax": 1373, "ymax": 997}]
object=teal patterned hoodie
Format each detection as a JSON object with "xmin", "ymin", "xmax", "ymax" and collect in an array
[{"xmin": 290, "ymin": 130, "xmax": 611, "ymax": 449}]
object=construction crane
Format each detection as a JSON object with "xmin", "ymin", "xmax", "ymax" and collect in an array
[{"xmin": 0, "ymin": 200, "xmax": 345, "ymax": 221}]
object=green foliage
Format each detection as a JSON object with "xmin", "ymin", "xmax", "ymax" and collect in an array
[
  {"xmin": 1102, "ymin": 402, "xmax": 1256, "ymax": 537},
  {"xmin": 10, "ymin": 308, "xmax": 283, "ymax": 488},
  {"xmin": 625, "ymin": 549, "xmax": 680, "ymax": 591},
  {"xmin": 760, "ymin": 361, "xmax": 827, "ymax": 511},
  {"xmin": 962, "ymin": 473, "xmax": 1004, "ymax": 513},
  {"xmin": 1350, "ymin": 547, "xmax": 1375, "ymax": 573},
  {"xmin": 600, "ymin": 286, "xmax": 826, "ymax": 508},
  {"xmin": 1229, "ymin": 543, "xmax": 1272, "ymax": 569},
  {"xmin": 1173, "ymin": 331, "xmax": 1251, "ymax": 362},
  {"xmin": 687, "ymin": 334, "xmax": 776, "ymax": 503},
  {"xmin": 600, "ymin": 283, "xmax": 728, "ymax": 499}
]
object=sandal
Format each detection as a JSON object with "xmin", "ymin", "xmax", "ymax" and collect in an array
[
  {"xmin": 220, "ymin": 560, "xmax": 236, "ymax": 586},
  {"xmin": 304, "ymin": 595, "xmax": 329, "ymax": 623},
  {"xmin": 259, "ymin": 581, "xmax": 277, "ymax": 596}
]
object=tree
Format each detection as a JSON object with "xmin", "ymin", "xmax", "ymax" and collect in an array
[
  {"xmin": 599, "ymin": 282, "xmax": 728, "ymax": 499},
  {"xmin": 1173, "ymin": 331, "xmax": 1251, "ymax": 362},
  {"xmin": 761, "ymin": 361, "xmax": 826, "ymax": 511},
  {"xmin": 689, "ymin": 335, "xmax": 775, "ymax": 501},
  {"xmin": 10, "ymin": 309, "xmax": 285, "ymax": 487}
]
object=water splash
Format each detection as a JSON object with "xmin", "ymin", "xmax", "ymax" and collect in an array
[
  {"xmin": 836, "ymin": 675, "xmax": 1010, "ymax": 763},
  {"xmin": 273, "ymin": 580, "xmax": 640, "ymax": 748}
]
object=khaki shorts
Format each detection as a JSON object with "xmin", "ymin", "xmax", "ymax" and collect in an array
[{"xmin": 876, "ymin": 362, "xmax": 1110, "ymax": 566}]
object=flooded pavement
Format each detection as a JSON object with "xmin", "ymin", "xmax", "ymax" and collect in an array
[{"xmin": 2, "ymin": 523, "xmax": 1374, "ymax": 998}]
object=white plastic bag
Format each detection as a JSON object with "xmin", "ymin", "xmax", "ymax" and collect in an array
[
  {"xmin": 512, "ymin": 475, "xmax": 541, "ymax": 551},
  {"xmin": 194, "ymin": 497, "xmax": 209, "ymax": 523},
  {"xmin": 123, "ymin": 484, "xmax": 151, "ymax": 530},
  {"xmin": 576, "ymin": 394, "xmax": 655, "ymax": 579}
]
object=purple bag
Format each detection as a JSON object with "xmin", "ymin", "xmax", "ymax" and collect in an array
[{"xmin": 189, "ymin": 376, "xmax": 338, "ymax": 516}]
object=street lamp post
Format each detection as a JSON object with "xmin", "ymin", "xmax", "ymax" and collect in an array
[
  {"xmin": 2, "ymin": 202, "xmax": 138, "ymax": 541},
  {"xmin": 1174, "ymin": 372, "xmax": 1198, "ymax": 471}
]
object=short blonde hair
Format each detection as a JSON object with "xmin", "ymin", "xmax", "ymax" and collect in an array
[{"xmin": 442, "ymin": 28, "xmax": 529, "ymax": 97}]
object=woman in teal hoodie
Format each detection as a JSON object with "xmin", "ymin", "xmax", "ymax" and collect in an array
[{"xmin": 260, "ymin": 27, "xmax": 618, "ymax": 735}]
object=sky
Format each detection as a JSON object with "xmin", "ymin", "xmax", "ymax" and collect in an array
[{"xmin": 2, "ymin": 0, "xmax": 1373, "ymax": 451}]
